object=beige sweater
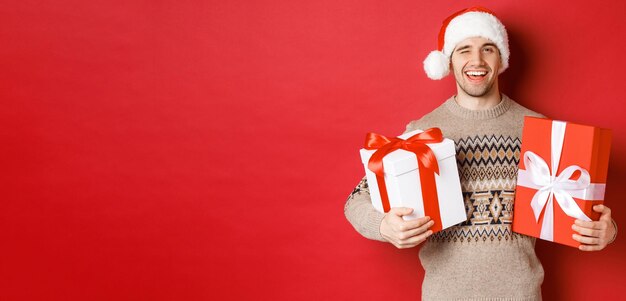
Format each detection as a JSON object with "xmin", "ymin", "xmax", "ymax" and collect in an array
[{"xmin": 345, "ymin": 95, "xmax": 545, "ymax": 301}]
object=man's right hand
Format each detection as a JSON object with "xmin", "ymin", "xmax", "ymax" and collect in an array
[{"xmin": 380, "ymin": 207, "xmax": 434, "ymax": 249}]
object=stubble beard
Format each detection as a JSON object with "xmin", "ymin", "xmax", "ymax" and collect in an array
[{"xmin": 456, "ymin": 76, "xmax": 495, "ymax": 98}]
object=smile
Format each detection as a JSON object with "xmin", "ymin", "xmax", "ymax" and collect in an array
[{"xmin": 464, "ymin": 70, "xmax": 488, "ymax": 82}]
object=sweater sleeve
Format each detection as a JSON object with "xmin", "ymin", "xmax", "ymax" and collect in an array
[{"xmin": 344, "ymin": 177, "xmax": 386, "ymax": 242}]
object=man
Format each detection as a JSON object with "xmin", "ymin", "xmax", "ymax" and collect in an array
[{"xmin": 344, "ymin": 7, "xmax": 617, "ymax": 300}]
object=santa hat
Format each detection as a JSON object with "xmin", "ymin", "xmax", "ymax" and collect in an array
[{"xmin": 423, "ymin": 7, "xmax": 509, "ymax": 80}]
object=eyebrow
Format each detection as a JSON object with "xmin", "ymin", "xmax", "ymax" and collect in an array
[
  {"xmin": 455, "ymin": 45, "xmax": 471, "ymax": 52},
  {"xmin": 455, "ymin": 43, "xmax": 498, "ymax": 52}
]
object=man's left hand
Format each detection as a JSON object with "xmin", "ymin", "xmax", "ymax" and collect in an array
[{"xmin": 572, "ymin": 204, "xmax": 616, "ymax": 251}]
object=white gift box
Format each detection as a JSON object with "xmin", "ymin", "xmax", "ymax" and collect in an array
[{"xmin": 360, "ymin": 129, "xmax": 466, "ymax": 230}]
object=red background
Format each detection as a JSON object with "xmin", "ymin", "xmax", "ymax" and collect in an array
[{"xmin": 1, "ymin": 1, "xmax": 625, "ymax": 300}]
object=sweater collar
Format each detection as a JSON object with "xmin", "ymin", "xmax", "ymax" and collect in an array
[{"xmin": 443, "ymin": 94, "xmax": 512, "ymax": 120}]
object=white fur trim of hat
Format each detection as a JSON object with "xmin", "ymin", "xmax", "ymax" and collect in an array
[{"xmin": 423, "ymin": 7, "xmax": 509, "ymax": 80}]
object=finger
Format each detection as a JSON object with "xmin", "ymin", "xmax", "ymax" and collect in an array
[
  {"xmin": 392, "ymin": 242, "xmax": 407, "ymax": 249},
  {"xmin": 593, "ymin": 204, "xmax": 604, "ymax": 213},
  {"xmin": 574, "ymin": 219, "xmax": 605, "ymax": 230},
  {"xmin": 386, "ymin": 213, "xmax": 415, "ymax": 231},
  {"xmin": 402, "ymin": 220, "xmax": 435, "ymax": 238},
  {"xmin": 405, "ymin": 216, "xmax": 432, "ymax": 228},
  {"xmin": 594, "ymin": 205, "xmax": 612, "ymax": 220},
  {"xmin": 593, "ymin": 204, "xmax": 611, "ymax": 214},
  {"xmin": 571, "ymin": 224, "xmax": 600, "ymax": 237},
  {"xmin": 394, "ymin": 216, "xmax": 431, "ymax": 231},
  {"xmin": 389, "ymin": 207, "xmax": 414, "ymax": 216},
  {"xmin": 400, "ymin": 230, "xmax": 433, "ymax": 246},
  {"xmin": 572, "ymin": 234, "xmax": 600, "ymax": 245},
  {"xmin": 395, "ymin": 241, "xmax": 417, "ymax": 249},
  {"xmin": 579, "ymin": 244, "xmax": 603, "ymax": 252}
]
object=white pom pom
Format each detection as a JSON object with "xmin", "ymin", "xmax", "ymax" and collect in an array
[{"xmin": 423, "ymin": 51, "xmax": 450, "ymax": 80}]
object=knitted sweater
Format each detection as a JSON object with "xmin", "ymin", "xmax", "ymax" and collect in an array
[{"xmin": 345, "ymin": 95, "xmax": 545, "ymax": 301}]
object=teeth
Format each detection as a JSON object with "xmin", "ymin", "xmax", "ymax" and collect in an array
[{"xmin": 465, "ymin": 71, "xmax": 487, "ymax": 76}]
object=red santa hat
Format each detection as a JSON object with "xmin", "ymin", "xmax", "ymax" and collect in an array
[{"xmin": 423, "ymin": 7, "xmax": 510, "ymax": 80}]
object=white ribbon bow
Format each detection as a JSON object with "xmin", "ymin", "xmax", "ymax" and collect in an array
[{"xmin": 517, "ymin": 121, "xmax": 604, "ymax": 241}]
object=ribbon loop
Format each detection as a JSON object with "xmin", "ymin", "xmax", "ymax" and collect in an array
[
  {"xmin": 364, "ymin": 128, "xmax": 444, "ymax": 179},
  {"xmin": 363, "ymin": 128, "xmax": 444, "ymax": 231}
]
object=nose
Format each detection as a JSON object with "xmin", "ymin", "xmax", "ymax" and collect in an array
[{"xmin": 469, "ymin": 50, "xmax": 485, "ymax": 66}]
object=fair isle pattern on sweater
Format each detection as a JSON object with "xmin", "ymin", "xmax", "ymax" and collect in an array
[{"xmin": 429, "ymin": 134, "xmax": 522, "ymax": 243}]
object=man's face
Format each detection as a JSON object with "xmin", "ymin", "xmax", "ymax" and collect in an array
[{"xmin": 450, "ymin": 37, "xmax": 502, "ymax": 98}]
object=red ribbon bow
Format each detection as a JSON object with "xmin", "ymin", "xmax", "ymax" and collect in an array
[{"xmin": 364, "ymin": 128, "xmax": 444, "ymax": 232}]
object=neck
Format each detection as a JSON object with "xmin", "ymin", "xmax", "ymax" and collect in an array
[{"xmin": 454, "ymin": 86, "xmax": 502, "ymax": 110}]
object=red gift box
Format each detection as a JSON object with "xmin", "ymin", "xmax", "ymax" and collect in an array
[{"xmin": 512, "ymin": 117, "xmax": 612, "ymax": 248}]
